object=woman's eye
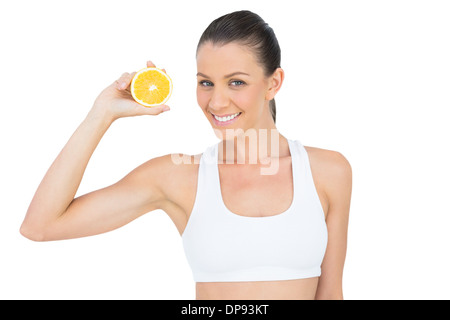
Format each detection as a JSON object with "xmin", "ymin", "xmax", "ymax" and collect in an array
[
  {"xmin": 230, "ymin": 80, "xmax": 245, "ymax": 86},
  {"xmin": 199, "ymin": 80, "xmax": 213, "ymax": 87}
]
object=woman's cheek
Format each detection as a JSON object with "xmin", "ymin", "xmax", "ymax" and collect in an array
[
  {"xmin": 232, "ymin": 86, "xmax": 261, "ymax": 112},
  {"xmin": 197, "ymin": 88, "xmax": 210, "ymax": 111}
]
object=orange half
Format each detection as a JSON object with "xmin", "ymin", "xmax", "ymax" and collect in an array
[{"xmin": 131, "ymin": 67, "xmax": 173, "ymax": 107}]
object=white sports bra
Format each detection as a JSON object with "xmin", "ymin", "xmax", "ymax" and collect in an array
[{"xmin": 182, "ymin": 139, "xmax": 328, "ymax": 282}]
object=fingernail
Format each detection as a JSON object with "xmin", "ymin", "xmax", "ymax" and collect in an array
[{"xmin": 163, "ymin": 106, "xmax": 170, "ymax": 111}]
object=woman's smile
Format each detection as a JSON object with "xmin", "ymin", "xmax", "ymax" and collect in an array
[{"xmin": 211, "ymin": 111, "xmax": 242, "ymax": 126}]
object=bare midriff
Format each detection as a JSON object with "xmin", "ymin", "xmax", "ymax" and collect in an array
[{"xmin": 195, "ymin": 277, "xmax": 319, "ymax": 300}]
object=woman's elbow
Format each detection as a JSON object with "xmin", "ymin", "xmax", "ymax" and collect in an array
[{"xmin": 19, "ymin": 221, "xmax": 47, "ymax": 242}]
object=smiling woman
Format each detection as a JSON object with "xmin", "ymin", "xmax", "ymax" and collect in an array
[
  {"xmin": 196, "ymin": 11, "xmax": 281, "ymax": 126},
  {"xmin": 184, "ymin": 10, "xmax": 350, "ymax": 300},
  {"xmin": 20, "ymin": 9, "xmax": 351, "ymax": 301},
  {"xmin": 196, "ymin": 42, "xmax": 284, "ymax": 137}
]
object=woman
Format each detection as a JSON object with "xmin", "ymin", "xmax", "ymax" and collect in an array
[{"xmin": 20, "ymin": 10, "xmax": 352, "ymax": 300}]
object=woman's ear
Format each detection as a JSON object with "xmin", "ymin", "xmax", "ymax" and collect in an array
[{"xmin": 265, "ymin": 68, "xmax": 285, "ymax": 101}]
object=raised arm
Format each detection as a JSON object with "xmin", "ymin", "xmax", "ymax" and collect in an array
[{"xmin": 20, "ymin": 61, "xmax": 171, "ymax": 241}]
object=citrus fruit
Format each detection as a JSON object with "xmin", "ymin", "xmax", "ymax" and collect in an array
[{"xmin": 130, "ymin": 67, "xmax": 173, "ymax": 107}]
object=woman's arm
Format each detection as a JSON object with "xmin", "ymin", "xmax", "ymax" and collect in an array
[
  {"xmin": 314, "ymin": 150, "xmax": 353, "ymax": 300},
  {"xmin": 20, "ymin": 61, "xmax": 171, "ymax": 241}
]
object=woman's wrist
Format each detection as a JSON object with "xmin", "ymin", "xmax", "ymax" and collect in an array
[{"xmin": 86, "ymin": 103, "xmax": 116, "ymax": 128}]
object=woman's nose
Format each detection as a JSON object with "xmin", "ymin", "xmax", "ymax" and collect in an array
[{"xmin": 209, "ymin": 87, "xmax": 230, "ymax": 110}]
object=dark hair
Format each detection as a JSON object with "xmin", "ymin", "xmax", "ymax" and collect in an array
[{"xmin": 197, "ymin": 10, "xmax": 281, "ymax": 123}]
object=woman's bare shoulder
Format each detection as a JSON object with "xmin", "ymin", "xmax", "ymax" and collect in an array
[
  {"xmin": 127, "ymin": 152, "xmax": 202, "ymax": 198},
  {"xmin": 304, "ymin": 145, "xmax": 352, "ymax": 211},
  {"xmin": 126, "ymin": 153, "xmax": 199, "ymax": 180},
  {"xmin": 148, "ymin": 152, "xmax": 203, "ymax": 200},
  {"xmin": 303, "ymin": 146, "xmax": 351, "ymax": 174}
]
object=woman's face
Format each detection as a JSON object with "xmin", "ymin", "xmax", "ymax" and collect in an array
[{"xmin": 196, "ymin": 42, "xmax": 277, "ymax": 139}]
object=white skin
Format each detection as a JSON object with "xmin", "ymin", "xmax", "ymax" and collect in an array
[{"xmin": 21, "ymin": 45, "xmax": 352, "ymax": 299}]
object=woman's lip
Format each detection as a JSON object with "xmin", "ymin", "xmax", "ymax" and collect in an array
[
  {"xmin": 210, "ymin": 112, "xmax": 242, "ymax": 126},
  {"xmin": 211, "ymin": 112, "xmax": 240, "ymax": 117}
]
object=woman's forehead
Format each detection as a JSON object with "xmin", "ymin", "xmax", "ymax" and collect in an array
[{"xmin": 196, "ymin": 42, "xmax": 262, "ymax": 77}]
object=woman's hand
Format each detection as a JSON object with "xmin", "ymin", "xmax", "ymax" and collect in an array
[{"xmin": 91, "ymin": 61, "xmax": 170, "ymax": 122}]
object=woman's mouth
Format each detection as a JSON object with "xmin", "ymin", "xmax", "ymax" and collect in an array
[{"xmin": 211, "ymin": 112, "xmax": 242, "ymax": 126}]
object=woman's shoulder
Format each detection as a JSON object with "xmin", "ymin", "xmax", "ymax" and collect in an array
[
  {"xmin": 122, "ymin": 153, "xmax": 202, "ymax": 198},
  {"xmin": 303, "ymin": 145, "xmax": 352, "ymax": 208},
  {"xmin": 303, "ymin": 145, "xmax": 351, "ymax": 176},
  {"xmin": 148, "ymin": 152, "xmax": 202, "ymax": 180},
  {"xmin": 150, "ymin": 152, "xmax": 203, "ymax": 194}
]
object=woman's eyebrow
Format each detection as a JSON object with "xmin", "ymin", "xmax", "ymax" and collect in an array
[{"xmin": 196, "ymin": 71, "xmax": 250, "ymax": 78}]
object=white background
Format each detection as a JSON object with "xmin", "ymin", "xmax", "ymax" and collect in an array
[{"xmin": 1, "ymin": 0, "xmax": 449, "ymax": 300}]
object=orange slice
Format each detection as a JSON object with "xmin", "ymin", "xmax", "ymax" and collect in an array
[{"xmin": 131, "ymin": 67, "xmax": 173, "ymax": 107}]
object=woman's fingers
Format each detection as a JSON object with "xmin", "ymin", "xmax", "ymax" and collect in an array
[
  {"xmin": 116, "ymin": 73, "xmax": 129, "ymax": 90},
  {"xmin": 116, "ymin": 72, "xmax": 136, "ymax": 91},
  {"xmin": 117, "ymin": 61, "xmax": 161, "ymax": 90},
  {"xmin": 117, "ymin": 59, "xmax": 161, "ymax": 91},
  {"xmin": 147, "ymin": 61, "xmax": 166, "ymax": 73}
]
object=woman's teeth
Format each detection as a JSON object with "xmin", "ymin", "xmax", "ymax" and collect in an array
[{"xmin": 213, "ymin": 112, "xmax": 241, "ymax": 122}]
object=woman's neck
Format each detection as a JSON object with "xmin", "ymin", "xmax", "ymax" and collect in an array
[{"xmin": 218, "ymin": 128, "xmax": 289, "ymax": 166}]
